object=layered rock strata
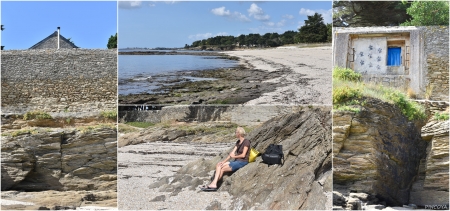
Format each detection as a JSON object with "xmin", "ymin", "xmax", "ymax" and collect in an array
[
  {"xmin": 333, "ymin": 98, "xmax": 427, "ymax": 206},
  {"xmin": 1, "ymin": 127, "xmax": 117, "ymax": 191},
  {"xmin": 409, "ymin": 120, "xmax": 449, "ymax": 206}
]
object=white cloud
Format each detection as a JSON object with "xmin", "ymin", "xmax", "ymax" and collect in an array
[
  {"xmin": 248, "ymin": 3, "xmax": 270, "ymax": 21},
  {"xmin": 277, "ymin": 19, "xmax": 286, "ymax": 27},
  {"xmin": 211, "ymin": 7, "xmax": 231, "ymax": 16},
  {"xmin": 320, "ymin": 9, "xmax": 333, "ymax": 24},
  {"xmin": 189, "ymin": 33, "xmax": 213, "ymax": 40},
  {"xmin": 265, "ymin": 22, "xmax": 275, "ymax": 27},
  {"xmin": 188, "ymin": 32, "xmax": 229, "ymax": 40},
  {"xmin": 299, "ymin": 8, "xmax": 333, "ymax": 24},
  {"xmin": 248, "ymin": 3, "xmax": 263, "ymax": 15},
  {"xmin": 212, "ymin": 7, "xmax": 251, "ymax": 22},
  {"xmin": 283, "ymin": 14, "xmax": 294, "ymax": 20},
  {"xmin": 297, "ymin": 21, "xmax": 304, "ymax": 29},
  {"xmin": 264, "ymin": 19, "xmax": 286, "ymax": 27},
  {"xmin": 148, "ymin": 3, "xmax": 156, "ymax": 7},
  {"xmin": 299, "ymin": 8, "xmax": 316, "ymax": 16},
  {"xmin": 233, "ymin": 12, "xmax": 251, "ymax": 22},
  {"xmin": 118, "ymin": 1, "xmax": 143, "ymax": 9},
  {"xmin": 215, "ymin": 32, "xmax": 229, "ymax": 36},
  {"xmin": 254, "ymin": 14, "xmax": 270, "ymax": 21}
]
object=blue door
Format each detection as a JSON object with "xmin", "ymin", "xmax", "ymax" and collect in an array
[{"xmin": 387, "ymin": 47, "xmax": 401, "ymax": 66}]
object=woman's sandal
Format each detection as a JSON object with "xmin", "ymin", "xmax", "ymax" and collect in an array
[
  {"xmin": 201, "ymin": 186, "xmax": 218, "ymax": 191},
  {"xmin": 199, "ymin": 185, "xmax": 208, "ymax": 189}
]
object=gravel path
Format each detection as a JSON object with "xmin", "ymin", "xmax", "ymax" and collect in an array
[
  {"xmin": 222, "ymin": 46, "xmax": 332, "ymax": 105},
  {"xmin": 118, "ymin": 141, "xmax": 234, "ymax": 210}
]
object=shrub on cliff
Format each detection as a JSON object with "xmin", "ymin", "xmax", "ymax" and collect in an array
[
  {"xmin": 383, "ymin": 89, "xmax": 426, "ymax": 121},
  {"xmin": 333, "ymin": 67, "xmax": 362, "ymax": 82},
  {"xmin": 434, "ymin": 111, "xmax": 449, "ymax": 121},
  {"xmin": 23, "ymin": 111, "xmax": 52, "ymax": 120},
  {"xmin": 333, "ymin": 67, "xmax": 426, "ymax": 120},
  {"xmin": 333, "ymin": 86, "xmax": 362, "ymax": 105},
  {"xmin": 101, "ymin": 110, "xmax": 117, "ymax": 120}
]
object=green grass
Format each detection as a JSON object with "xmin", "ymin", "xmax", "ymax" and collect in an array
[
  {"xmin": 333, "ymin": 67, "xmax": 362, "ymax": 82},
  {"xmin": 434, "ymin": 112, "xmax": 449, "ymax": 121},
  {"xmin": 100, "ymin": 110, "xmax": 117, "ymax": 120},
  {"xmin": 209, "ymin": 99, "xmax": 230, "ymax": 104},
  {"xmin": 335, "ymin": 105, "xmax": 361, "ymax": 114},
  {"xmin": 23, "ymin": 111, "xmax": 52, "ymax": 120},
  {"xmin": 125, "ymin": 122, "xmax": 155, "ymax": 128},
  {"xmin": 333, "ymin": 85, "xmax": 362, "ymax": 105},
  {"xmin": 3, "ymin": 128, "xmax": 38, "ymax": 137},
  {"xmin": 77, "ymin": 123, "xmax": 116, "ymax": 134},
  {"xmin": 118, "ymin": 123, "xmax": 139, "ymax": 134},
  {"xmin": 333, "ymin": 67, "xmax": 426, "ymax": 120}
]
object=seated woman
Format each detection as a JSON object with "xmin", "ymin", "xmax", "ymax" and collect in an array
[{"xmin": 201, "ymin": 126, "xmax": 250, "ymax": 191}]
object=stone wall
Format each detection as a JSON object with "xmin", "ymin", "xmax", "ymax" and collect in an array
[
  {"xmin": 118, "ymin": 105, "xmax": 331, "ymax": 126},
  {"xmin": 1, "ymin": 49, "xmax": 117, "ymax": 114},
  {"xmin": 423, "ymin": 26, "xmax": 449, "ymax": 101},
  {"xmin": 414, "ymin": 100, "xmax": 449, "ymax": 117}
]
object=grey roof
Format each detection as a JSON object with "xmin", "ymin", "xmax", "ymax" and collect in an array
[{"xmin": 29, "ymin": 31, "xmax": 79, "ymax": 49}]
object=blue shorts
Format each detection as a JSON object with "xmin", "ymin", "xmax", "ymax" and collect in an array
[{"xmin": 229, "ymin": 161, "xmax": 248, "ymax": 172}]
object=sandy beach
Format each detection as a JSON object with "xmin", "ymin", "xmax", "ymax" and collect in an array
[{"xmin": 222, "ymin": 46, "xmax": 332, "ymax": 105}]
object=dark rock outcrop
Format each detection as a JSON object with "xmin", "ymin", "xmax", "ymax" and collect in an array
[
  {"xmin": 333, "ymin": 98, "xmax": 428, "ymax": 207},
  {"xmin": 1, "ymin": 127, "xmax": 117, "ymax": 191},
  {"xmin": 148, "ymin": 108, "xmax": 332, "ymax": 210}
]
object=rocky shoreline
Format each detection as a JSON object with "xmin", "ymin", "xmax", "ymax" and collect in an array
[
  {"xmin": 119, "ymin": 46, "xmax": 332, "ymax": 105},
  {"xmin": 118, "ymin": 64, "xmax": 292, "ymax": 105}
]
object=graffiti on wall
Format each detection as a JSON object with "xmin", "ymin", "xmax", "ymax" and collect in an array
[
  {"xmin": 364, "ymin": 75, "xmax": 410, "ymax": 90},
  {"xmin": 353, "ymin": 37, "xmax": 387, "ymax": 74}
]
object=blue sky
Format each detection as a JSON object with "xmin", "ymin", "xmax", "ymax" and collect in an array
[
  {"xmin": 119, "ymin": 1, "xmax": 332, "ymax": 48},
  {"xmin": 1, "ymin": 1, "xmax": 117, "ymax": 50}
]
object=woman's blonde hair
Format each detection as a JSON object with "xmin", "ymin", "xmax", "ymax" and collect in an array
[{"xmin": 236, "ymin": 127, "xmax": 246, "ymax": 137}]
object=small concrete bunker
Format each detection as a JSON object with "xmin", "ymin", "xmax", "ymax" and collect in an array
[{"xmin": 333, "ymin": 26, "xmax": 449, "ymax": 101}]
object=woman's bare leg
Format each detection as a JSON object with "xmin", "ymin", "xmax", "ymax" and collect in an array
[{"xmin": 209, "ymin": 162, "xmax": 232, "ymax": 188}]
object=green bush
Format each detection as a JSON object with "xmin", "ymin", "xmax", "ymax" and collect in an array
[
  {"xmin": 434, "ymin": 112, "xmax": 449, "ymax": 121},
  {"xmin": 23, "ymin": 111, "xmax": 52, "ymax": 120},
  {"xmin": 333, "ymin": 86, "xmax": 362, "ymax": 104},
  {"xmin": 101, "ymin": 110, "xmax": 117, "ymax": 120},
  {"xmin": 333, "ymin": 67, "xmax": 362, "ymax": 82},
  {"xmin": 380, "ymin": 88, "xmax": 426, "ymax": 121}
]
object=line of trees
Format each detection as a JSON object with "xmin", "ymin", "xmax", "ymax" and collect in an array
[{"xmin": 186, "ymin": 13, "xmax": 331, "ymax": 49}]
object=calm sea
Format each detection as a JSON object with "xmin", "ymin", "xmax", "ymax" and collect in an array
[{"xmin": 118, "ymin": 55, "xmax": 238, "ymax": 95}]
